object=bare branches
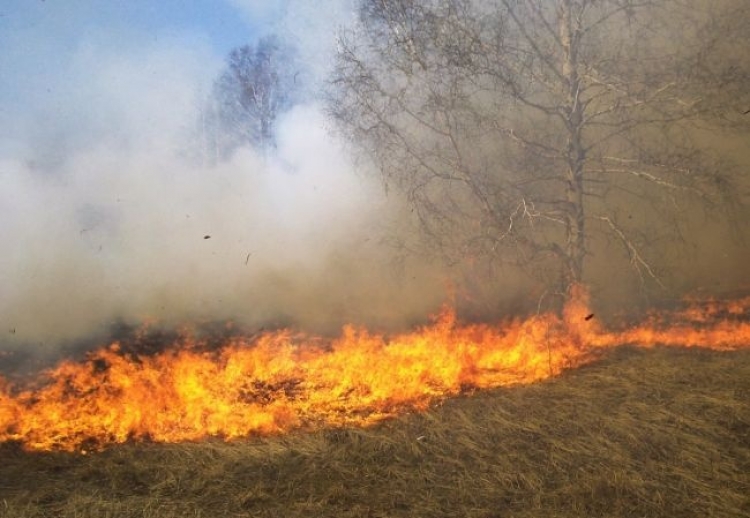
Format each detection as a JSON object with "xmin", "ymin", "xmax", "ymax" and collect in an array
[
  {"xmin": 581, "ymin": 1, "xmax": 654, "ymax": 35},
  {"xmin": 593, "ymin": 156, "xmax": 716, "ymax": 203},
  {"xmin": 597, "ymin": 215, "xmax": 665, "ymax": 289},
  {"xmin": 330, "ymin": 0, "xmax": 749, "ymax": 294}
]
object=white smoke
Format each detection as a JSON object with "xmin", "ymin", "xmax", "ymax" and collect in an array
[{"xmin": 0, "ymin": 3, "xmax": 444, "ymax": 355}]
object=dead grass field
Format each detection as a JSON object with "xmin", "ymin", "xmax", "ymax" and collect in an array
[{"xmin": 1, "ymin": 346, "xmax": 748, "ymax": 517}]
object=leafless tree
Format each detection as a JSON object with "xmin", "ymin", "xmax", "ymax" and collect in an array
[
  {"xmin": 197, "ymin": 35, "xmax": 301, "ymax": 164},
  {"xmin": 330, "ymin": 0, "xmax": 750, "ymax": 298}
]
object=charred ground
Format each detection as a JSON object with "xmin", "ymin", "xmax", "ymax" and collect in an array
[{"xmin": 1, "ymin": 346, "xmax": 748, "ymax": 518}]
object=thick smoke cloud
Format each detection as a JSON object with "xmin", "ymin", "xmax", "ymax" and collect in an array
[
  {"xmin": 0, "ymin": 3, "xmax": 443, "ymax": 358},
  {"xmin": 1, "ymin": 0, "xmax": 749, "ymax": 364}
]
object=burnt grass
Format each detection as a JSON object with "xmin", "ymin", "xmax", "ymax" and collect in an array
[{"xmin": 1, "ymin": 346, "xmax": 749, "ymax": 518}]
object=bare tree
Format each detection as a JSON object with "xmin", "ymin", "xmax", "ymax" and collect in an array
[
  {"xmin": 200, "ymin": 35, "xmax": 301, "ymax": 163},
  {"xmin": 330, "ymin": 0, "xmax": 750, "ymax": 298}
]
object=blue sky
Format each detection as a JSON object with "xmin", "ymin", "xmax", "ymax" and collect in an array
[
  {"xmin": 0, "ymin": 0, "xmax": 259, "ymax": 54},
  {"xmin": 0, "ymin": 1, "xmax": 262, "ymax": 117}
]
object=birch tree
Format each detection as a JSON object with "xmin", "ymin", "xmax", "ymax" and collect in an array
[
  {"xmin": 330, "ymin": 0, "xmax": 750, "ymax": 297},
  {"xmin": 201, "ymin": 35, "xmax": 301, "ymax": 163}
]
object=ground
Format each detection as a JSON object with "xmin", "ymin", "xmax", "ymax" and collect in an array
[{"xmin": 1, "ymin": 346, "xmax": 748, "ymax": 517}]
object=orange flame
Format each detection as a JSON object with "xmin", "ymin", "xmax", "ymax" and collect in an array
[{"xmin": 1, "ymin": 288, "xmax": 749, "ymax": 451}]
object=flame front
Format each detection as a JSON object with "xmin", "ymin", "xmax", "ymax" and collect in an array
[{"xmin": 1, "ymin": 288, "xmax": 749, "ymax": 451}]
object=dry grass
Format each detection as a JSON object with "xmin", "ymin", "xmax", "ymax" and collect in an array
[{"xmin": 1, "ymin": 346, "xmax": 748, "ymax": 517}]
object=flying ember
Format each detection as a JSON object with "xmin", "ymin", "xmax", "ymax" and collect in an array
[{"xmin": 1, "ymin": 287, "xmax": 749, "ymax": 452}]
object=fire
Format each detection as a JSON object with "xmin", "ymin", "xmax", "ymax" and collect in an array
[{"xmin": 1, "ymin": 288, "xmax": 749, "ymax": 452}]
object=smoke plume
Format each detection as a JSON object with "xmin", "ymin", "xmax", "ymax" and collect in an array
[
  {"xmin": 0, "ymin": 3, "xmax": 443, "ymax": 361},
  {"xmin": 1, "ymin": 0, "xmax": 749, "ymax": 365}
]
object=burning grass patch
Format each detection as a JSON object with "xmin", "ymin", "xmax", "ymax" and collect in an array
[{"xmin": 1, "ymin": 346, "xmax": 748, "ymax": 517}]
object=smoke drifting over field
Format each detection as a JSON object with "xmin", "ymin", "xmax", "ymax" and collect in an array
[
  {"xmin": 0, "ymin": 2, "xmax": 444, "ymax": 357},
  {"xmin": 1, "ymin": 0, "xmax": 749, "ymax": 362}
]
